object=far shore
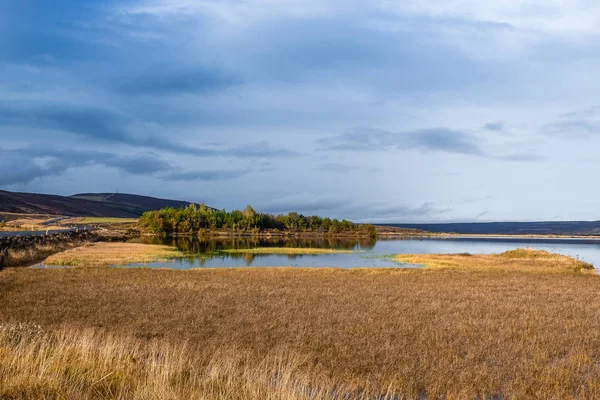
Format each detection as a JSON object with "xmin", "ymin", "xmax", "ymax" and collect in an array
[{"xmin": 143, "ymin": 230, "xmax": 600, "ymax": 241}]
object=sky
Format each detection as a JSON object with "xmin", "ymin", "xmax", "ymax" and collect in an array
[{"xmin": 0, "ymin": 0, "xmax": 599, "ymax": 223}]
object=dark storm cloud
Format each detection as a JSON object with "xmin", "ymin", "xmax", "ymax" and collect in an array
[{"xmin": 320, "ymin": 127, "xmax": 484, "ymax": 155}]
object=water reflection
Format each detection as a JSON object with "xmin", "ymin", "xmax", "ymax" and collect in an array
[
  {"xmin": 126, "ymin": 236, "xmax": 600, "ymax": 269},
  {"xmin": 132, "ymin": 236, "xmax": 378, "ymax": 267},
  {"xmin": 137, "ymin": 236, "xmax": 377, "ymax": 254}
]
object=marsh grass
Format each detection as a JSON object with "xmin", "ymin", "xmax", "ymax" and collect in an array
[
  {"xmin": 0, "ymin": 324, "xmax": 376, "ymax": 400},
  {"xmin": 395, "ymin": 248, "xmax": 594, "ymax": 273},
  {"xmin": 44, "ymin": 242, "xmax": 184, "ymax": 267},
  {"xmin": 220, "ymin": 247, "xmax": 358, "ymax": 255},
  {"xmin": 3, "ymin": 250, "xmax": 600, "ymax": 398}
]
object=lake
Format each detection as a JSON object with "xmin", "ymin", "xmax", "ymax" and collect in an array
[{"xmin": 129, "ymin": 236, "xmax": 600, "ymax": 269}]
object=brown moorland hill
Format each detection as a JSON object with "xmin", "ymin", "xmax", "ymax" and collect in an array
[{"xmin": 0, "ymin": 190, "xmax": 205, "ymax": 218}]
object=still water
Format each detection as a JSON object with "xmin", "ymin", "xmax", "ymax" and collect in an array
[{"xmin": 129, "ymin": 236, "xmax": 600, "ymax": 269}]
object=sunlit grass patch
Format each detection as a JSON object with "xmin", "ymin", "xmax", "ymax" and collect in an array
[
  {"xmin": 395, "ymin": 248, "xmax": 594, "ymax": 273},
  {"xmin": 44, "ymin": 242, "xmax": 184, "ymax": 267}
]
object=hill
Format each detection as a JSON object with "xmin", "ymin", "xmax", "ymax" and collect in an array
[
  {"xmin": 382, "ymin": 221, "xmax": 600, "ymax": 236},
  {"xmin": 0, "ymin": 190, "xmax": 204, "ymax": 218}
]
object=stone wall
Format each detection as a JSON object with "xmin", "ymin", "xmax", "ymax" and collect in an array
[{"xmin": 0, "ymin": 231, "xmax": 96, "ymax": 269}]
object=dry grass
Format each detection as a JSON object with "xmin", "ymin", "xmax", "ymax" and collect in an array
[
  {"xmin": 0, "ymin": 324, "xmax": 355, "ymax": 400},
  {"xmin": 221, "ymin": 247, "xmax": 357, "ymax": 255},
  {"xmin": 1, "ymin": 234, "xmax": 95, "ymax": 268},
  {"xmin": 396, "ymin": 248, "xmax": 594, "ymax": 273},
  {"xmin": 2, "ymin": 256, "xmax": 600, "ymax": 398},
  {"xmin": 0, "ymin": 220, "xmax": 64, "ymax": 232},
  {"xmin": 43, "ymin": 242, "xmax": 184, "ymax": 267}
]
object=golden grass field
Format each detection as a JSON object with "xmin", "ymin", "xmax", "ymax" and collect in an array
[
  {"xmin": 43, "ymin": 242, "xmax": 184, "ymax": 267},
  {"xmin": 1, "ymin": 249, "xmax": 600, "ymax": 398}
]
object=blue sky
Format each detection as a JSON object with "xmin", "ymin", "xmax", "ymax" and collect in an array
[{"xmin": 1, "ymin": 0, "xmax": 599, "ymax": 222}]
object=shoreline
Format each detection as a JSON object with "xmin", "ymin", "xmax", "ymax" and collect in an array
[{"xmin": 143, "ymin": 231, "xmax": 600, "ymax": 241}]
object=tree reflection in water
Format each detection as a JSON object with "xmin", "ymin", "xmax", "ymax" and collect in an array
[{"xmin": 137, "ymin": 236, "xmax": 377, "ymax": 260}]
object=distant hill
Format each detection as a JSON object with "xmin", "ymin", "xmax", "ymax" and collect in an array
[
  {"xmin": 0, "ymin": 190, "xmax": 205, "ymax": 218},
  {"xmin": 382, "ymin": 221, "xmax": 600, "ymax": 236}
]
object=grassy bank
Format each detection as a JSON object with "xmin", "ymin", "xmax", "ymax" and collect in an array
[
  {"xmin": 395, "ymin": 248, "xmax": 594, "ymax": 273},
  {"xmin": 44, "ymin": 242, "xmax": 184, "ymax": 267},
  {"xmin": 221, "ymin": 247, "xmax": 357, "ymax": 255},
  {"xmin": 2, "ymin": 253, "xmax": 600, "ymax": 398}
]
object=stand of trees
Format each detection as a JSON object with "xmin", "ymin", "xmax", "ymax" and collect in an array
[{"xmin": 139, "ymin": 204, "xmax": 377, "ymax": 237}]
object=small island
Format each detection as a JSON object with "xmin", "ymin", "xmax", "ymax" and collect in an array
[{"xmin": 139, "ymin": 204, "xmax": 378, "ymax": 238}]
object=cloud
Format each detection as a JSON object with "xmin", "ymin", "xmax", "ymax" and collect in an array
[
  {"xmin": 320, "ymin": 127, "xmax": 544, "ymax": 162},
  {"xmin": 0, "ymin": 1, "xmax": 127, "ymax": 65},
  {"xmin": 260, "ymin": 196, "xmax": 347, "ymax": 214},
  {"xmin": 0, "ymin": 147, "xmax": 254, "ymax": 186},
  {"xmin": 493, "ymin": 153, "xmax": 546, "ymax": 162},
  {"xmin": 362, "ymin": 202, "xmax": 451, "ymax": 220},
  {"xmin": 0, "ymin": 152, "xmax": 53, "ymax": 186},
  {"xmin": 0, "ymin": 103, "xmax": 129, "ymax": 141},
  {"xmin": 1, "ymin": 0, "xmax": 598, "ymax": 220},
  {"xmin": 0, "ymin": 102, "xmax": 296, "ymax": 158},
  {"xmin": 115, "ymin": 65, "xmax": 243, "ymax": 95},
  {"xmin": 0, "ymin": 147, "xmax": 173, "ymax": 184},
  {"xmin": 543, "ymin": 119, "xmax": 600, "ymax": 138},
  {"xmin": 258, "ymin": 195, "xmax": 451, "ymax": 222},
  {"xmin": 314, "ymin": 162, "xmax": 382, "ymax": 173},
  {"xmin": 475, "ymin": 210, "xmax": 490, "ymax": 220},
  {"xmin": 161, "ymin": 169, "xmax": 248, "ymax": 181},
  {"xmin": 542, "ymin": 107, "xmax": 600, "ymax": 139},
  {"xmin": 103, "ymin": 154, "xmax": 172, "ymax": 175},
  {"xmin": 320, "ymin": 127, "xmax": 484, "ymax": 155},
  {"xmin": 484, "ymin": 122, "xmax": 504, "ymax": 132}
]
